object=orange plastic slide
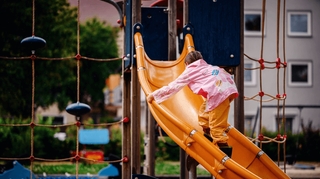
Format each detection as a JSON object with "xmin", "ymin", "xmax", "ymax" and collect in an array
[{"xmin": 134, "ymin": 32, "xmax": 290, "ymax": 179}]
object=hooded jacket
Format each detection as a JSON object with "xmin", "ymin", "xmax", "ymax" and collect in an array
[{"xmin": 152, "ymin": 59, "xmax": 239, "ymax": 112}]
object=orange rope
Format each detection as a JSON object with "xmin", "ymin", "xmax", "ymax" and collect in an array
[
  {"xmin": 276, "ymin": 0, "xmax": 281, "ymax": 165},
  {"xmin": 32, "ymin": 0, "xmax": 35, "ymax": 35},
  {"xmin": 258, "ymin": 0, "xmax": 266, "ymax": 149},
  {"xmin": 0, "ymin": 121, "xmax": 123, "ymax": 127},
  {"xmin": 76, "ymin": 0, "xmax": 81, "ymax": 105},
  {"xmin": 0, "ymin": 0, "xmax": 124, "ymax": 177},
  {"xmin": 247, "ymin": 136, "xmax": 287, "ymax": 144},
  {"xmin": 76, "ymin": 122, "xmax": 79, "ymax": 178},
  {"xmin": 30, "ymin": 0, "xmax": 36, "ymax": 177},
  {"xmin": 244, "ymin": 0, "xmax": 288, "ymax": 170},
  {"xmin": 0, "ymin": 121, "xmax": 124, "ymax": 163},
  {"xmin": 0, "ymin": 156, "xmax": 123, "ymax": 164},
  {"xmin": 0, "ymin": 56, "xmax": 122, "ymax": 61},
  {"xmin": 282, "ymin": 0, "xmax": 288, "ymax": 172},
  {"xmin": 75, "ymin": 1, "xmax": 81, "ymax": 177}
]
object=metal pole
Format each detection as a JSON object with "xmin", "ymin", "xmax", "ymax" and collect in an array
[
  {"xmin": 131, "ymin": 0, "xmax": 142, "ymax": 175},
  {"xmin": 168, "ymin": 0, "xmax": 177, "ymax": 60},
  {"xmin": 122, "ymin": 0, "xmax": 132, "ymax": 178},
  {"xmin": 145, "ymin": 106, "xmax": 156, "ymax": 175},
  {"xmin": 234, "ymin": 0, "xmax": 245, "ymax": 133},
  {"xmin": 182, "ymin": 0, "xmax": 190, "ymax": 178}
]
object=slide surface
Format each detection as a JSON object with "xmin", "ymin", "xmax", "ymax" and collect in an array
[{"xmin": 134, "ymin": 32, "xmax": 290, "ymax": 179}]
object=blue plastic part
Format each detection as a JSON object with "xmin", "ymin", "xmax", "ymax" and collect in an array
[
  {"xmin": 188, "ymin": 0, "xmax": 241, "ymax": 66},
  {"xmin": 141, "ymin": 7, "xmax": 168, "ymax": 61},
  {"xmin": 79, "ymin": 129, "xmax": 110, "ymax": 145},
  {"xmin": 20, "ymin": 35, "xmax": 46, "ymax": 50},
  {"xmin": 0, "ymin": 161, "xmax": 37, "ymax": 179},
  {"xmin": 123, "ymin": 0, "xmax": 132, "ymax": 70},
  {"xmin": 98, "ymin": 164, "xmax": 119, "ymax": 177},
  {"xmin": 66, "ymin": 102, "xmax": 91, "ymax": 117}
]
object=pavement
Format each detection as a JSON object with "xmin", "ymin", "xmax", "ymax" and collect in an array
[
  {"xmin": 194, "ymin": 162, "xmax": 320, "ymax": 179},
  {"xmin": 281, "ymin": 162, "xmax": 320, "ymax": 179}
]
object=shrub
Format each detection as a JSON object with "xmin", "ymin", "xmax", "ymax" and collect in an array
[
  {"xmin": 259, "ymin": 124, "xmax": 320, "ymax": 162},
  {"xmin": 155, "ymin": 136, "xmax": 180, "ymax": 161}
]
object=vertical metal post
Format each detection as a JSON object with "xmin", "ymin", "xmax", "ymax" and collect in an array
[
  {"xmin": 131, "ymin": 0, "xmax": 142, "ymax": 175},
  {"xmin": 145, "ymin": 107, "xmax": 156, "ymax": 176},
  {"xmin": 168, "ymin": 0, "xmax": 177, "ymax": 60},
  {"xmin": 188, "ymin": 162, "xmax": 197, "ymax": 179},
  {"xmin": 184, "ymin": 0, "xmax": 189, "ymax": 24},
  {"xmin": 180, "ymin": 150, "xmax": 187, "ymax": 179},
  {"xmin": 122, "ymin": 72, "xmax": 131, "ymax": 179},
  {"xmin": 182, "ymin": 0, "xmax": 189, "ymax": 178},
  {"xmin": 122, "ymin": 0, "xmax": 132, "ymax": 178},
  {"xmin": 234, "ymin": 0, "xmax": 245, "ymax": 133}
]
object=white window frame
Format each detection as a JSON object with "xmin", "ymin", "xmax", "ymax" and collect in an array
[
  {"xmin": 287, "ymin": 11, "xmax": 312, "ymax": 37},
  {"xmin": 244, "ymin": 10, "xmax": 266, "ymax": 36},
  {"xmin": 41, "ymin": 115, "xmax": 66, "ymax": 124},
  {"xmin": 244, "ymin": 60, "xmax": 257, "ymax": 86},
  {"xmin": 288, "ymin": 60, "xmax": 312, "ymax": 87},
  {"xmin": 275, "ymin": 115, "xmax": 295, "ymax": 133}
]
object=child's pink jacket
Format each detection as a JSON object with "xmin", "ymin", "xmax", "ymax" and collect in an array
[{"xmin": 152, "ymin": 59, "xmax": 239, "ymax": 112}]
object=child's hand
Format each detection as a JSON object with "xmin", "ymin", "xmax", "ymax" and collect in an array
[{"xmin": 147, "ymin": 94, "xmax": 154, "ymax": 103}]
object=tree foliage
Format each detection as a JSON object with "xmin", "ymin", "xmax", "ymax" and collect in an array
[
  {"xmin": 79, "ymin": 18, "xmax": 120, "ymax": 107},
  {"xmin": 0, "ymin": 0, "xmax": 120, "ymax": 118}
]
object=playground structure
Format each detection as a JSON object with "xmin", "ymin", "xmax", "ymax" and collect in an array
[
  {"xmin": 134, "ymin": 30, "xmax": 289, "ymax": 178},
  {"xmin": 122, "ymin": 0, "xmax": 290, "ymax": 178},
  {"xmin": 0, "ymin": 0, "xmax": 293, "ymax": 178}
]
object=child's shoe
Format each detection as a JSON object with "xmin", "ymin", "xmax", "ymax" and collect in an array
[
  {"xmin": 203, "ymin": 128, "xmax": 213, "ymax": 142},
  {"xmin": 217, "ymin": 142, "xmax": 232, "ymax": 158},
  {"xmin": 204, "ymin": 133, "xmax": 213, "ymax": 142}
]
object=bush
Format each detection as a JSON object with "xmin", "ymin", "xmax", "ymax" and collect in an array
[
  {"xmin": 297, "ymin": 121, "xmax": 320, "ymax": 161},
  {"xmin": 155, "ymin": 136, "xmax": 180, "ymax": 161},
  {"xmin": 0, "ymin": 118, "xmax": 31, "ymax": 159},
  {"xmin": 0, "ymin": 117, "xmax": 73, "ymax": 165},
  {"xmin": 259, "ymin": 123, "xmax": 320, "ymax": 162},
  {"xmin": 103, "ymin": 125, "xmax": 122, "ymax": 158}
]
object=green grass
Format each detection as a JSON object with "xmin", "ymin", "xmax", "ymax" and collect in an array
[
  {"xmin": 155, "ymin": 161, "xmax": 210, "ymax": 176},
  {"xmin": 28, "ymin": 161, "xmax": 210, "ymax": 176},
  {"xmin": 31, "ymin": 162, "xmax": 107, "ymax": 174}
]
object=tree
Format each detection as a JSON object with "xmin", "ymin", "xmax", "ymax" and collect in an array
[
  {"xmin": 0, "ymin": 0, "xmax": 120, "ymax": 118},
  {"xmin": 79, "ymin": 18, "xmax": 120, "ymax": 114}
]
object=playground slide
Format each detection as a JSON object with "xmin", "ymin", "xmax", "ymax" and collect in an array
[{"xmin": 134, "ymin": 32, "xmax": 290, "ymax": 179}]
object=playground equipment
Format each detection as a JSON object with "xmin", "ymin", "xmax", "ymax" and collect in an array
[
  {"xmin": 122, "ymin": 0, "xmax": 243, "ymax": 177},
  {"xmin": 118, "ymin": 0, "xmax": 292, "ymax": 177},
  {"xmin": 70, "ymin": 129, "xmax": 109, "ymax": 162},
  {"xmin": 133, "ymin": 26, "xmax": 290, "ymax": 178},
  {"xmin": 0, "ymin": 161, "xmax": 36, "ymax": 179}
]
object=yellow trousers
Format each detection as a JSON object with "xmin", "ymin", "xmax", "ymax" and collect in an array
[{"xmin": 198, "ymin": 97, "xmax": 230, "ymax": 144}]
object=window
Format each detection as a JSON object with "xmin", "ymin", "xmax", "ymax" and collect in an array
[
  {"xmin": 287, "ymin": 11, "xmax": 312, "ymax": 37},
  {"xmin": 276, "ymin": 116, "xmax": 293, "ymax": 133},
  {"xmin": 42, "ymin": 115, "xmax": 65, "ymax": 125},
  {"xmin": 288, "ymin": 60, "xmax": 312, "ymax": 87},
  {"xmin": 244, "ymin": 10, "xmax": 265, "ymax": 36},
  {"xmin": 42, "ymin": 115, "xmax": 66, "ymax": 132},
  {"xmin": 244, "ymin": 60, "xmax": 257, "ymax": 86},
  {"xmin": 245, "ymin": 115, "xmax": 255, "ymax": 137}
]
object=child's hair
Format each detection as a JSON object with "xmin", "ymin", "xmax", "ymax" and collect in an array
[{"xmin": 185, "ymin": 51, "xmax": 203, "ymax": 64}]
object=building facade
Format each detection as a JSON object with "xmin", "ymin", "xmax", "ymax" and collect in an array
[{"xmin": 242, "ymin": 0, "xmax": 320, "ymax": 135}]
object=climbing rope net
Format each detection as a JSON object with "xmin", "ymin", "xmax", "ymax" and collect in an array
[
  {"xmin": 243, "ymin": 0, "xmax": 288, "ymax": 169},
  {"xmin": 0, "ymin": 0, "xmax": 126, "ymax": 178}
]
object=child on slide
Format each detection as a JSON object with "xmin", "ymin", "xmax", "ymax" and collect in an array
[{"xmin": 147, "ymin": 50, "xmax": 238, "ymax": 147}]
